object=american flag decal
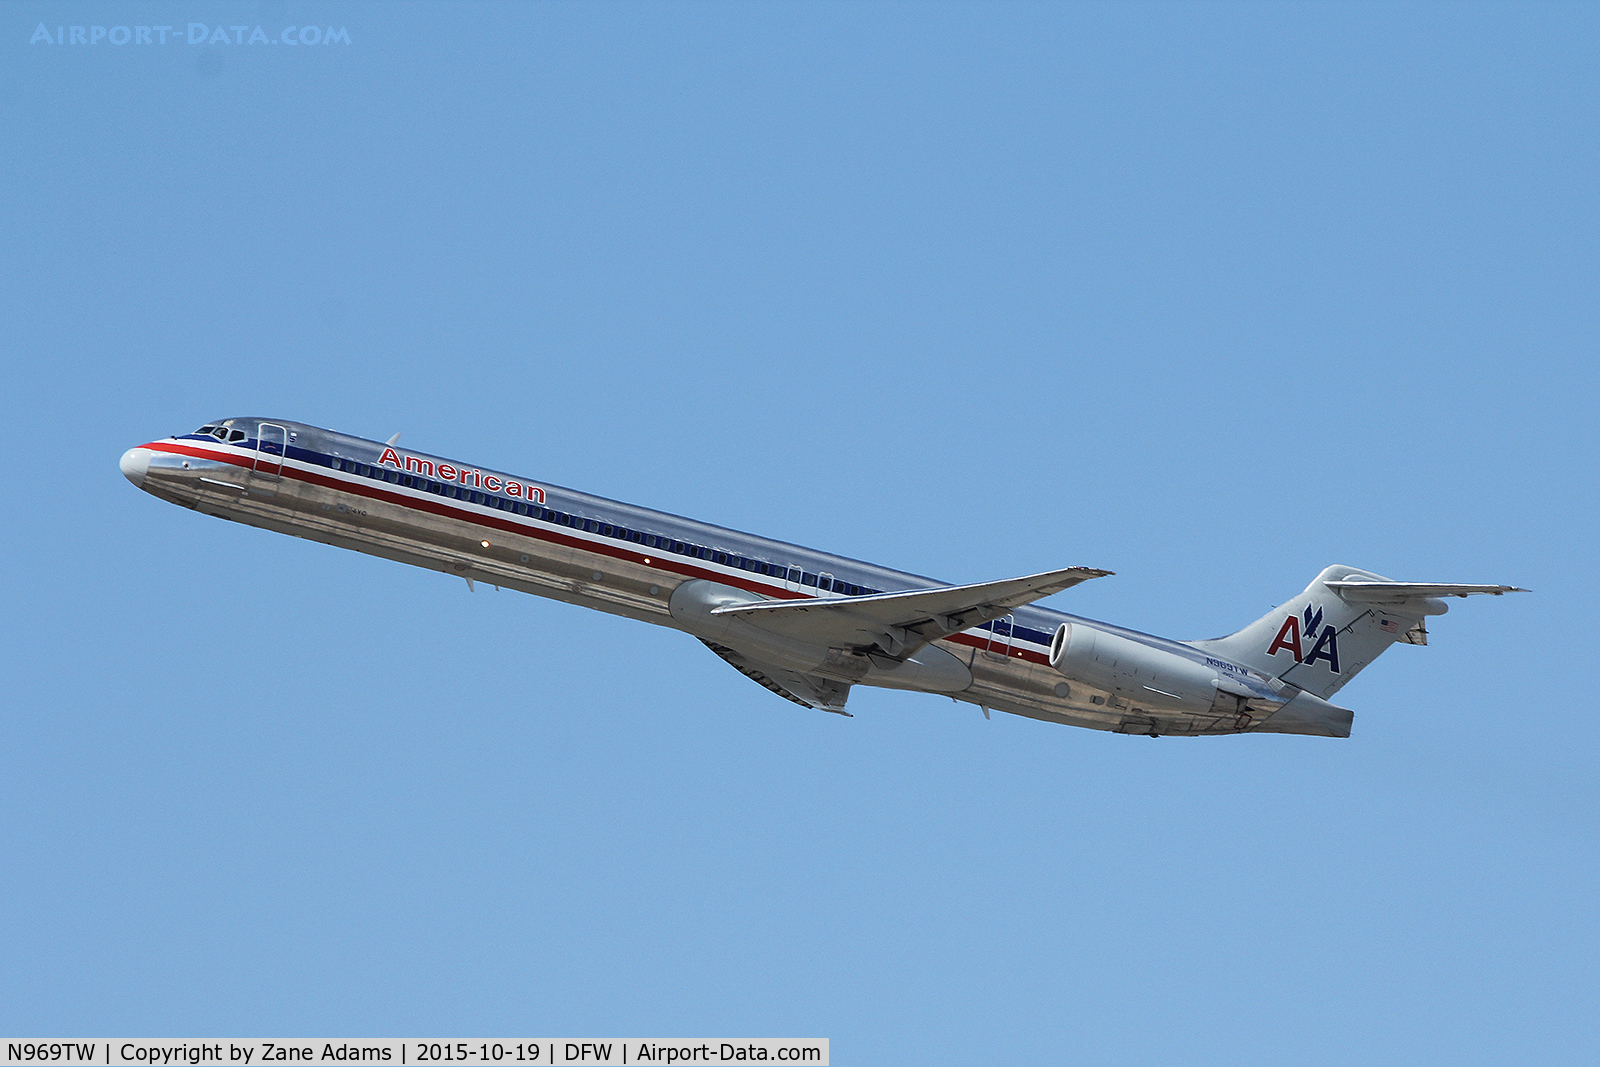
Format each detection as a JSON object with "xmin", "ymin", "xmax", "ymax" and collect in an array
[{"xmin": 1379, "ymin": 618, "xmax": 1399, "ymax": 634}]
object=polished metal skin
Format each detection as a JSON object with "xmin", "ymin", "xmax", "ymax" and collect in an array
[{"xmin": 121, "ymin": 418, "xmax": 1523, "ymax": 738}]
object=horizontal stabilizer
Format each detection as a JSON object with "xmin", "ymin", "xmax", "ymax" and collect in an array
[
  {"xmin": 711, "ymin": 566, "xmax": 1111, "ymax": 659},
  {"xmin": 1326, "ymin": 581, "xmax": 1528, "ymax": 603}
]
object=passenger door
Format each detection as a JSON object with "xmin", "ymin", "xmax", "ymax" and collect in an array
[{"xmin": 253, "ymin": 423, "xmax": 288, "ymax": 480}]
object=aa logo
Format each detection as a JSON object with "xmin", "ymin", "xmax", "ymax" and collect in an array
[{"xmin": 1267, "ymin": 604, "xmax": 1341, "ymax": 672}]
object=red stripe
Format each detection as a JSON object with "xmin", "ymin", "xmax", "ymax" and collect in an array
[
  {"xmin": 144, "ymin": 440, "xmax": 810, "ymax": 601},
  {"xmin": 143, "ymin": 440, "xmax": 1055, "ymax": 666},
  {"xmin": 944, "ymin": 632, "xmax": 1050, "ymax": 665}
]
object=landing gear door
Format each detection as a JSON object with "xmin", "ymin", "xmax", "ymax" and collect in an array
[{"xmin": 254, "ymin": 423, "xmax": 288, "ymax": 480}]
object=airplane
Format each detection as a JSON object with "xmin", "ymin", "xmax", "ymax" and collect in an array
[{"xmin": 120, "ymin": 418, "xmax": 1524, "ymax": 738}]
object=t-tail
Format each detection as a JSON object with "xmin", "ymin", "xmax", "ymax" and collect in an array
[{"xmin": 1190, "ymin": 565, "xmax": 1526, "ymax": 700}]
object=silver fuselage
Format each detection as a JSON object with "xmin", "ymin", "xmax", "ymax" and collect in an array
[{"xmin": 121, "ymin": 417, "xmax": 1276, "ymax": 736}]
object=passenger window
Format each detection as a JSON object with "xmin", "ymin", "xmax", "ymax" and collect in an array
[{"xmin": 386, "ymin": 471, "xmax": 399, "ymax": 483}]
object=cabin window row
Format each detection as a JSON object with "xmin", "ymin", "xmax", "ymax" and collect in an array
[
  {"xmin": 325, "ymin": 455, "xmax": 883, "ymax": 596},
  {"xmin": 185, "ymin": 438, "xmax": 1041, "ymax": 638}
]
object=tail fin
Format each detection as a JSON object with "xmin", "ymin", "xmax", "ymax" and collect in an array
[{"xmin": 1190, "ymin": 565, "xmax": 1525, "ymax": 699}]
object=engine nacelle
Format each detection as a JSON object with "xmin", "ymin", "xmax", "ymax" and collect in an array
[{"xmin": 1049, "ymin": 621, "xmax": 1275, "ymax": 717}]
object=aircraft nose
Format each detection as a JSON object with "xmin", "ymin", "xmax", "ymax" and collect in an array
[{"xmin": 120, "ymin": 447, "xmax": 152, "ymax": 488}]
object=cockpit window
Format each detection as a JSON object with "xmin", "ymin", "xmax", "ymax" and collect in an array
[
  {"xmin": 210, "ymin": 427, "xmax": 228, "ymax": 439},
  {"xmin": 228, "ymin": 430, "xmax": 246, "ymax": 442},
  {"xmin": 195, "ymin": 425, "xmax": 217, "ymax": 435}
]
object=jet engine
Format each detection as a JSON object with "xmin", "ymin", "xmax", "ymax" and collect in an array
[{"xmin": 1048, "ymin": 621, "xmax": 1276, "ymax": 717}]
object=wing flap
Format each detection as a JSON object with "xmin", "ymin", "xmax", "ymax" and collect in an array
[{"xmin": 700, "ymin": 640, "xmax": 853, "ymax": 715}]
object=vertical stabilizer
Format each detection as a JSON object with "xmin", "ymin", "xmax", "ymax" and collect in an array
[{"xmin": 1190, "ymin": 566, "xmax": 1454, "ymax": 699}]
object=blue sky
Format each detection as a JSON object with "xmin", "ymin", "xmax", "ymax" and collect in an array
[{"xmin": 2, "ymin": 2, "xmax": 1596, "ymax": 1063}]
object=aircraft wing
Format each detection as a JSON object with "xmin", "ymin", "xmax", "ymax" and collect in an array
[
  {"xmin": 711, "ymin": 566, "xmax": 1111, "ymax": 659},
  {"xmin": 699, "ymin": 640, "xmax": 854, "ymax": 715},
  {"xmin": 1326, "ymin": 581, "xmax": 1528, "ymax": 603}
]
